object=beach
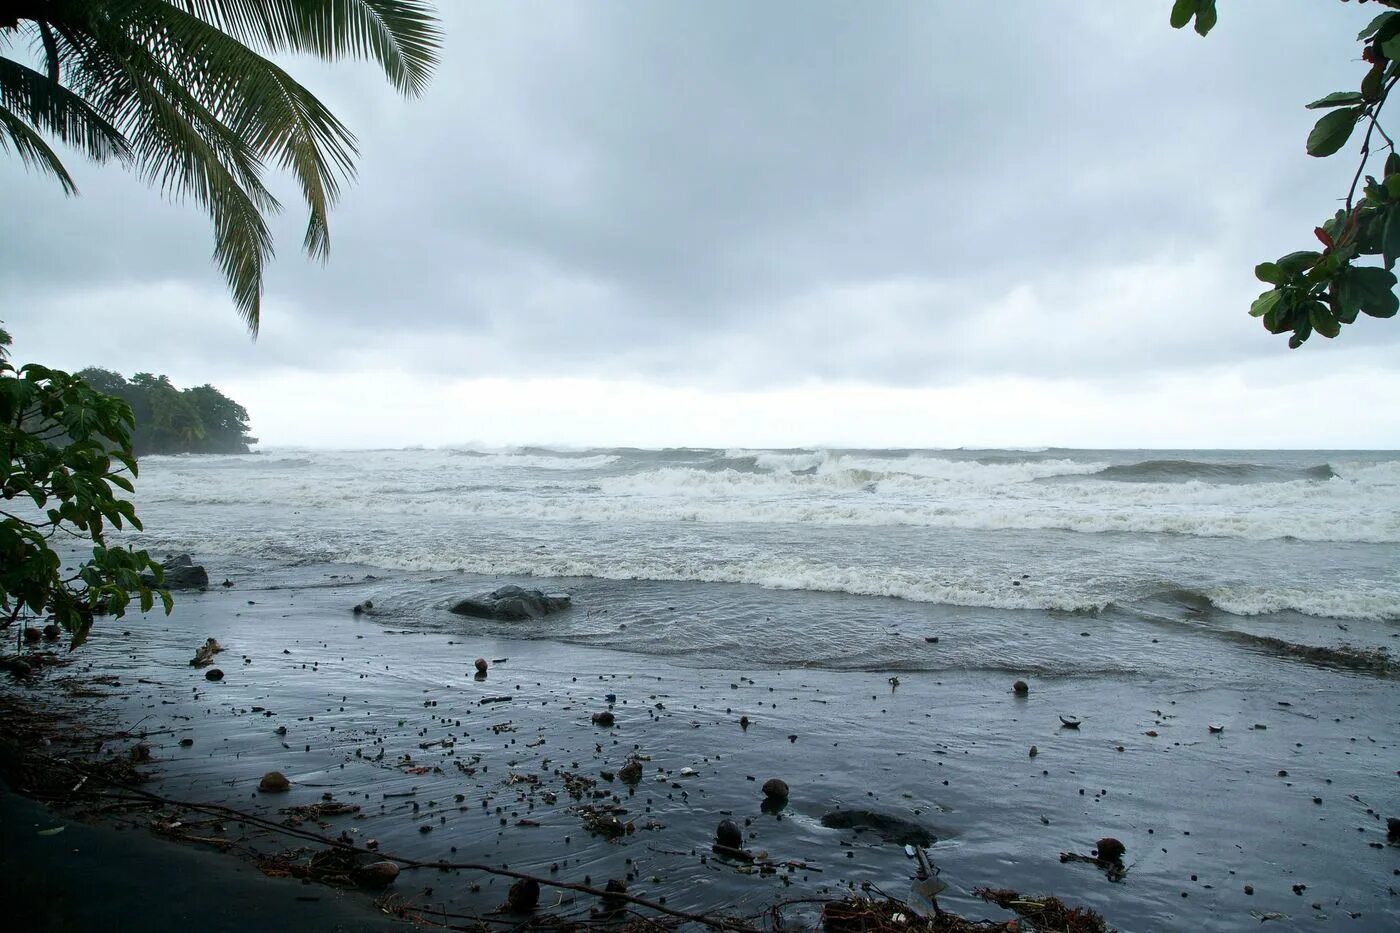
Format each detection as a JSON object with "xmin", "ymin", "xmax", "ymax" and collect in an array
[{"xmin": 3, "ymin": 447, "xmax": 1399, "ymax": 930}]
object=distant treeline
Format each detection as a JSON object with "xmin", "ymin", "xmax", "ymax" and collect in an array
[{"xmin": 77, "ymin": 369, "xmax": 256, "ymax": 456}]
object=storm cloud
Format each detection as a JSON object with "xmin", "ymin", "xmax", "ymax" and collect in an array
[{"xmin": 3, "ymin": 1, "xmax": 1398, "ymax": 446}]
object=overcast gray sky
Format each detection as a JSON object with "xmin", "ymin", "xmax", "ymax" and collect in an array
[{"xmin": 3, "ymin": 1, "xmax": 1398, "ymax": 448}]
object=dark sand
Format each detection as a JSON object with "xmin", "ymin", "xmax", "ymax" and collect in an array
[{"xmin": 4, "ymin": 561, "xmax": 1399, "ymax": 931}]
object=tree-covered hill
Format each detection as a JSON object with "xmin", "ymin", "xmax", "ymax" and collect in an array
[{"xmin": 76, "ymin": 369, "xmax": 256, "ymax": 456}]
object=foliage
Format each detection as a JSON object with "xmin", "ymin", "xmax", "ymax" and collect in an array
[
  {"xmin": 0, "ymin": 1, "xmax": 442, "ymax": 332},
  {"xmin": 1, "ymin": 326, "xmax": 170, "ymax": 649},
  {"xmin": 75, "ymin": 368, "xmax": 256, "ymax": 455},
  {"xmin": 1173, "ymin": 0, "xmax": 1400, "ymax": 346}
]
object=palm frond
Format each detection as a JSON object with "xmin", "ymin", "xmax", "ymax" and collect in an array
[
  {"xmin": 0, "ymin": 102, "xmax": 78, "ymax": 193},
  {"xmin": 0, "ymin": 55, "xmax": 131, "ymax": 163},
  {"xmin": 175, "ymin": 0, "xmax": 442, "ymax": 95}
]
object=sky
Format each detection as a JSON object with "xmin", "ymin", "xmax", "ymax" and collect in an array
[{"xmin": 3, "ymin": 1, "xmax": 1399, "ymax": 449}]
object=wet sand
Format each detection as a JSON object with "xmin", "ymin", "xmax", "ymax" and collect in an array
[{"xmin": 5, "ymin": 560, "xmax": 1399, "ymax": 931}]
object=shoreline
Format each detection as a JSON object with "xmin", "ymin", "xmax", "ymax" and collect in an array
[{"xmin": 4, "ymin": 557, "xmax": 1399, "ymax": 931}]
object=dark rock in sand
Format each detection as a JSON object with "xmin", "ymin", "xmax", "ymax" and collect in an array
[
  {"xmin": 258, "ymin": 771, "xmax": 290, "ymax": 792},
  {"xmin": 204, "ymin": 668, "xmax": 224, "ymax": 681},
  {"xmin": 353, "ymin": 861, "xmax": 400, "ymax": 888},
  {"xmin": 1388, "ymin": 817, "xmax": 1400, "ymax": 844},
  {"xmin": 762, "ymin": 778, "xmax": 789, "ymax": 801},
  {"xmin": 715, "ymin": 819, "xmax": 743, "ymax": 848},
  {"xmin": 449, "ymin": 585, "xmax": 571, "ymax": 621},
  {"xmin": 591, "ymin": 711, "xmax": 615, "ymax": 727},
  {"xmin": 505, "ymin": 878, "xmax": 540, "ymax": 912},
  {"xmin": 474, "ymin": 657, "xmax": 488, "ymax": 674},
  {"xmin": 1013, "ymin": 680, "xmax": 1029, "ymax": 696},
  {"xmin": 141, "ymin": 554, "xmax": 209, "ymax": 590},
  {"xmin": 601, "ymin": 878, "xmax": 628, "ymax": 910},
  {"xmin": 820, "ymin": 809, "xmax": 937, "ymax": 847},
  {"xmin": 1095, "ymin": 837, "xmax": 1126, "ymax": 862}
]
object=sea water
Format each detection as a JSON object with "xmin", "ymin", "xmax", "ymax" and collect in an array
[{"xmin": 119, "ymin": 447, "xmax": 1400, "ymax": 677}]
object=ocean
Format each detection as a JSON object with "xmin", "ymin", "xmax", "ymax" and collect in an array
[
  {"xmin": 121, "ymin": 446, "xmax": 1400, "ymax": 677},
  {"xmin": 53, "ymin": 445, "xmax": 1400, "ymax": 929}
]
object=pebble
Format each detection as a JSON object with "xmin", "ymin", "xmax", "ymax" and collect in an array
[{"xmin": 257, "ymin": 771, "xmax": 290, "ymax": 792}]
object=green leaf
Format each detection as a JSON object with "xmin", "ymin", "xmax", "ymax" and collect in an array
[
  {"xmin": 1254, "ymin": 262, "xmax": 1285, "ymax": 285},
  {"xmin": 1249, "ymin": 290, "xmax": 1284, "ymax": 318},
  {"xmin": 1276, "ymin": 251, "xmax": 1322, "ymax": 275},
  {"xmin": 1305, "ymin": 91, "xmax": 1365, "ymax": 110},
  {"xmin": 1387, "ymin": 153, "xmax": 1400, "ymax": 178},
  {"xmin": 1363, "ymin": 64, "xmax": 1385, "ymax": 103},
  {"xmin": 1170, "ymin": 0, "xmax": 1198, "ymax": 30},
  {"xmin": 1307, "ymin": 107, "xmax": 1363, "ymax": 158},
  {"xmin": 1359, "ymin": 11, "xmax": 1400, "ymax": 41},
  {"xmin": 1349, "ymin": 265, "xmax": 1400, "ymax": 317},
  {"xmin": 1384, "ymin": 209, "xmax": 1400, "ymax": 270},
  {"xmin": 1384, "ymin": 35, "xmax": 1400, "ymax": 63},
  {"xmin": 1309, "ymin": 302, "xmax": 1340, "ymax": 338},
  {"xmin": 1194, "ymin": 0, "xmax": 1217, "ymax": 36}
]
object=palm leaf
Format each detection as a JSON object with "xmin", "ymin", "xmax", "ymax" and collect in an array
[
  {"xmin": 174, "ymin": 0, "xmax": 442, "ymax": 95},
  {"xmin": 0, "ymin": 55, "xmax": 131, "ymax": 164},
  {"xmin": 0, "ymin": 102, "xmax": 78, "ymax": 193}
]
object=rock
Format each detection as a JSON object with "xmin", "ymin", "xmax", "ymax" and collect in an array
[
  {"xmin": 715, "ymin": 819, "xmax": 743, "ymax": 848},
  {"xmin": 41, "ymin": 624, "xmax": 60, "ymax": 641},
  {"xmin": 258, "ymin": 771, "xmax": 290, "ymax": 792},
  {"xmin": 189, "ymin": 638, "xmax": 222, "ymax": 667},
  {"xmin": 1013, "ymin": 680, "xmax": 1029, "ymax": 696},
  {"xmin": 352, "ymin": 603, "xmax": 364, "ymax": 615},
  {"xmin": 21, "ymin": 628, "xmax": 40, "ymax": 644},
  {"xmin": 618, "ymin": 759, "xmax": 643, "ymax": 784},
  {"xmin": 1388, "ymin": 817, "xmax": 1400, "ymax": 844},
  {"xmin": 474, "ymin": 657, "xmax": 488, "ymax": 674},
  {"xmin": 353, "ymin": 861, "xmax": 400, "ymax": 888},
  {"xmin": 601, "ymin": 878, "xmax": 628, "ymax": 910},
  {"xmin": 819, "ymin": 809, "xmax": 937, "ymax": 847},
  {"xmin": 762, "ymin": 778, "xmax": 789, "ymax": 801},
  {"xmin": 591, "ymin": 711, "xmax": 615, "ymax": 727},
  {"xmin": 1029, "ymin": 745, "xmax": 1039, "ymax": 758},
  {"xmin": 449, "ymin": 585, "xmax": 571, "ymax": 621},
  {"xmin": 1095, "ymin": 837, "xmax": 1126, "ymax": 862},
  {"xmin": 204, "ymin": 668, "xmax": 224, "ymax": 681},
  {"xmin": 141, "ymin": 554, "xmax": 209, "ymax": 590},
  {"xmin": 505, "ymin": 878, "xmax": 540, "ymax": 913},
  {"xmin": 1059, "ymin": 715, "xmax": 1081, "ymax": 729}
]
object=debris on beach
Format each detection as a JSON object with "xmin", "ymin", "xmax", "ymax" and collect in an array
[
  {"xmin": 1059, "ymin": 837, "xmax": 1128, "ymax": 882},
  {"xmin": 591, "ymin": 710, "xmax": 615, "ymax": 726},
  {"xmin": 820, "ymin": 809, "xmax": 936, "ymax": 847},
  {"xmin": 204, "ymin": 668, "xmax": 224, "ymax": 681},
  {"xmin": 474, "ymin": 656, "xmax": 488, "ymax": 674},
  {"xmin": 715, "ymin": 818, "xmax": 743, "ymax": 848},
  {"xmin": 1059, "ymin": 715, "xmax": 1081, "ymax": 729},
  {"xmin": 188, "ymin": 638, "xmax": 222, "ymax": 667},
  {"xmin": 258, "ymin": 770, "xmax": 291, "ymax": 792},
  {"xmin": 503, "ymin": 877, "xmax": 540, "ymax": 912},
  {"xmin": 762, "ymin": 777, "xmax": 789, "ymax": 802},
  {"xmin": 1013, "ymin": 680, "xmax": 1029, "ymax": 696}
]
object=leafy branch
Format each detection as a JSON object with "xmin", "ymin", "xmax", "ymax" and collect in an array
[{"xmin": 1173, "ymin": 0, "xmax": 1400, "ymax": 346}]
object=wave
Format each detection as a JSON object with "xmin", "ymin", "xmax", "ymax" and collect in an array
[
  {"xmin": 441, "ymin": 451, "xmax": 620, "ymax": 470},
  {"xmin": 1152, "ymin": 584, "xmax": 1400, "ymax": 623},
  {"xmin": 1075, "ymin": 459, "xmax": 1336, "ymax": 485}
]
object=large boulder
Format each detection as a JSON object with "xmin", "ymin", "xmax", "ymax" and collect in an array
[
  {"xmin": 141, "ymin": 554, "xmax": 209, "ymax": 590},
  {"xmin": 449, "ymin": 585, "xmax": 571, "ymax": 621}
]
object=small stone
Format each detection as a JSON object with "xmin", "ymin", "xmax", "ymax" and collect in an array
[
  {"xmin": 591, "ymin": 711, "xmax": 615, "ymax": 727},
  {"xmin": 715, "ymin": 819, "xmax": 743, "ymax": 848},
  {"xmin": 1243, "ymin": 884, "xmax": 1254, "ymax": 895},
  {"xmin": 258, "ymin": 771, "xmax": 290, "ymax": 792},
  {"xmin": 1012, "ymin": 680, "xmax": 1029, "ymax": 696},
  {"xmin": 618, "ymin": 759, "xmax": 642, "ymax": 783},
  {"xmin": 739, "ymin": 715, "xmax": 750, "ymax": 729},
  {"xmin": 179, "ymin": 738, "xmax": 194, "ymax": 747},
  {"xmin": 474, "ymin": 657, "xmax": 488, "ymax": 674},
  {"xmin": 1029, "ymin": 745, "xmax": 1038, "ymax": 758},
  {"xmin": 1387, "ymin": 817, "xmax": 1400, "ymax": 843},
  {"xmin": 1095, "ymin": 837, "xmax": 1126, "ymax": 862},
  {"xmin": 762, "ymin": 778, "xmax": 789, "ymax": 801},
  {"xmin": 353, "ymin": 861, "xmax": 400, "ymax": 888},
  {"xmin": 205, "ymin": 668, "xmax": 224, "ymax": 681}
]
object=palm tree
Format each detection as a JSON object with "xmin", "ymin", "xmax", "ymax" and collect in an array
[{"xmin": 0, "ymin": 1, "xmax": 441, "ymax": 333}]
